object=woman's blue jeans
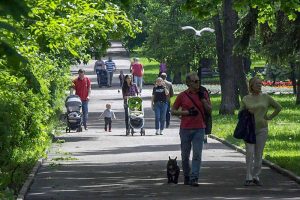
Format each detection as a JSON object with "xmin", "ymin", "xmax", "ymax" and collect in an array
[
  {"xmin": 179, "ymin": 128, "xmax": 205, "ymax": 180},
  {"xmin": 154, "ymin": 101, "xmax": 168, "ymax": 130}
]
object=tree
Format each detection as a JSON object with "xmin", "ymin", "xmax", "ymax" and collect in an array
[
  {"xmin": 235, "ymin": 5, "xmax": 300, "ymax": 104},
  {"xmin": 0, "ymin": 0, "xmax": 140, "ymax": 194}
]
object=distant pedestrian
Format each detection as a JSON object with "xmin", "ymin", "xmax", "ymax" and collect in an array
[
  {"xmin": 119, "ymin": 70, "xmax": 125, "ymax": 87},
  {"xmin": 158, "ymin": 59, "xmax": 167, "ymax": 77},
  {"xmin": 99, "ymin": 103, "xmax": 116, "ymax": 132},
  {"xmin": 122, "ymin": 75, "xmax": 139, "ymax": 135},
  {"xmin": 160, "ymin": 73, "xmax": 174, "ymax": 128},
  {"xmin": 241, "ymin": 76, "xmax": 282, "ymax": 186},
  {"xmin": 131, "ymin": 58, "xmax": 144, "ymax": 94},
  {"xmin": 151, "ymin": 77, "xmax": 169, "ymax": 135},
  {"xmin": 72, "ymin": 69, "xmax": 91, "ymax": 130},
  {"xmin": 171, "ymin": 72, "xmax": 211, "ymax": 187},
  {"xmin": 105, "ymin": 56, "xmax": 116, "ymax": 87},
  {"xmin": 94, "ymin": 59, "xmax": 105, "ymax": 86}
]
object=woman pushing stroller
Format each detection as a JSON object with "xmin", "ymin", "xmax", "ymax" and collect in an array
[{"xmin": 122, "ymin": 75, "xmax": 139, "ymax": 135}]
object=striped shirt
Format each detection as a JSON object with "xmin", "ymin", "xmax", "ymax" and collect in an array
[{"xmin": 105, "ymin": 60, "xmax": 116, "ymax": 72}]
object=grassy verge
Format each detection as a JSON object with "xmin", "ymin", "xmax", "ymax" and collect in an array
[{"xmin": 171, "ymin": 94, "xmax": 300, "ymax": 176}]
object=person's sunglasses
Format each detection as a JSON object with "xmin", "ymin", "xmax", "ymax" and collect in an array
[{"xmin": 191, "ymin": 80, "xmax": 200, "ymax": 83}]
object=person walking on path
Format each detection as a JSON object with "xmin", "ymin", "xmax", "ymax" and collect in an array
[
  {"xmin": 158, "ymin": 59, "xmax": 167, "ymax": 77},
  {"xmin": 105, "ymin": 56, "xmax": 116, "ymax": 87},
  {"xmin": 131, "ymin": 58, "xmax": 144, "ymax": 94},
  {"xmin": 119, "ymin": 70, "xmax": 125, "ymax": 87},
  {"xmin": 160, "ymin": 72, "xmax": 174, "ymax": 128},
  {"xmin": 99, "ymin": 103, "xmax": 116, "ymax": 132},
  {"xmin": 122, "ymin": 74, "xmax": 139, "ymax": 135},
  {"xmin": 72, "ymin": 69, "xmax": 91, "ymax": 130},
  {"xmin": 94, "ymin": 59, "xmax": 105, "ymax": 86},
  {"xmin": 241, "ymin": 76, "xmax": 282, "ymax": 186},
  {"xmin": 171, "ymin": 72, "xmax": 211, "ymax": 187},
  {"xmin": 151, "ymin": 77, "xmax": 169, "ymax": 135}
]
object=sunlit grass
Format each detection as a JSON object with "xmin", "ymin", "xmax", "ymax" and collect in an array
[{"xmin": 171, "ymin": 94, "xmax": 300, "ymax": 176}]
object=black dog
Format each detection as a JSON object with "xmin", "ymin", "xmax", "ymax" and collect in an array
[{"xmin": 167, "ymin": 156, "xmax": 180, "ymax": 184}]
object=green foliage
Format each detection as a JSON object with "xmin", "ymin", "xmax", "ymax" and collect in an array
[
  {"xmin": 265, "ymin": 63, "xmax": 291, "ymax": 81},
  {"xmin": 0, "ymin": 0, "xmax": 139, "ymax": 195},
  {"xmin": 129, "ymin": 0, "xmax": 216, "ymax": 83}
]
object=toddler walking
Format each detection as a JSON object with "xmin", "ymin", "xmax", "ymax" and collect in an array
[
  {"xmin": 119, "ymin": 70, "xmax": 125, "ymax": 87},
  {"xmin": 99, "ymin": 103, "xmax": 116, "ymax": 132}
]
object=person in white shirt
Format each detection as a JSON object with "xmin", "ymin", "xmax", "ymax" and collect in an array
[{"xmin": 99, "ymin": 103, "xmax": 116, "ymax": 132}]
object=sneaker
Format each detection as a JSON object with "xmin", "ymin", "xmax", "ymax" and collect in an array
[
  {"xmin": 253, "ymin": 178, "xmax": 262, "ymax": 186},
  {"xmin": 155, "ymin": 129, "xmax": 159, "ymax": 135},
  {"xmin": 109, "ymin": 130, "xmax": 111, "ymax": 132},
  {"xmin": 84, "ymin": 127, "xmax": 88, "ymax": 130},
  {"xmin": 159, "ymin": 130, "xmax": 163, "ymax": 135},
  {"xmin": 190, "ymin": 179, "xmax": 199, "ymax": 187},
  {"xmin": 244, "ymin": 180, "xmax": 253, "ymax": 186},
  {"xmin": 184, "ymin": 176, "xmax": 190, "ymax": 185},
  {"xmin": 126, "ymin": 129, "xmax": 130, "ymax": 136}
]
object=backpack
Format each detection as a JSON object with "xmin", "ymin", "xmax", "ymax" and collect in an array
[{"xmin": 199, "ymin": 86, "xmax": 212, "ymax": 135}]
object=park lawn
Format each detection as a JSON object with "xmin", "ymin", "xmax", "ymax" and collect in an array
[{"xmin": 171, "ymin": 94, "xmax": 300, "ymax": 176}]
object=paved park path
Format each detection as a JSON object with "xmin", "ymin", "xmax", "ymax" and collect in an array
[{"xmin": 25, "ymin": 42, "xmax": 299, "ymax": 200}]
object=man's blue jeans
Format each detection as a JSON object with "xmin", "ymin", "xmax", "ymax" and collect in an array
[
  {"xmin": 154, "ymin": 101, "xmax": 168, "ymax": 130},
  {"xmin": 179, "ymin": 128, "xmax": 205, "ymax": 180},
  {"xmin": 82, "ymin": 100, "xmax": 89, "ymax": 128},
  {"xmin": 134, "ymin": 76, "xmax": 143, "ymax": 93}
]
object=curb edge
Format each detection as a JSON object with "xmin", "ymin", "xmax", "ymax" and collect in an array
[
  {"xmin": 16, "ymin": 157, "xmax": 45, "ymax": 200},
  {"xmin": 209, "ymin": 134, "xmax": 300, "ymax": 184}
]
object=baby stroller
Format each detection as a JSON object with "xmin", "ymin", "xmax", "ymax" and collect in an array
[
  {"xmin": 96, "ymin": 69, "xmax": 108, "ymax": 87},
  {"xmin": 65, "ymin": 95, "xmax": 83, "ymax": 132},
  {"xmin": 127, "ymin": 97, "xmax": 145, "ymax": 136}
]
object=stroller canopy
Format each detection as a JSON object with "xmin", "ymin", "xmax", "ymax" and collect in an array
[{"xmin": 65, "ymin": 95, "xmax": 82, "ymax": 112}]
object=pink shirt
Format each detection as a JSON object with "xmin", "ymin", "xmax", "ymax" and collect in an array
[{"xmin": 132, "ymin": 63, "xmax": 144, "ymax": 77}]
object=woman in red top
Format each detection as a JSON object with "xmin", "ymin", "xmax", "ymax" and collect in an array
[
  {"xmin": 171, "ymin": 72, "xmax": 211, "ymax": 186},
  {"xmin": 131, "ymin": 58, "xmax": 144, "ymax": 94}
]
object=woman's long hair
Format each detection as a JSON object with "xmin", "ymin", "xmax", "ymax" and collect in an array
[{"xmin": 122, "ymin": 74, "xmax": 131, "ymax": 94}]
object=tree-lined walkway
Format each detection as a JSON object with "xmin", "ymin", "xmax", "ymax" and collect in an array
[{"xmin": 25, "ymin": 42, "xmax": 300, "ymax": 200}]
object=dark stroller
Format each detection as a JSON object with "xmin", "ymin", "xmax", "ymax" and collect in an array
[
  {"xmin": 96, "ymin": 69, "xmax": 108, "ymax": 87},
  {"xmin": 65, "ymin": 95, "xmax": 83, "ymax": 132}
]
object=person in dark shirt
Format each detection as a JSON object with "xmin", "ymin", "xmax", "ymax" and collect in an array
[{"xmin": 151, "ymin": 77, "xmax": 169, "ymax": 135}]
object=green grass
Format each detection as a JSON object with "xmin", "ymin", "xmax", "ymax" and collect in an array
[{"xmin": 171, "ymin": 94, "xmax": 300, "ymax": 176}]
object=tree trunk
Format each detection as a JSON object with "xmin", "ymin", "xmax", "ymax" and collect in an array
[
  {"xmin": 290, "ymin": 62, "xmax": 297, "ymax": 95},
  {"xmin": 218, "ymin": 0, "xmax": 236, "ymax": 115},
  {"xmin": 232, "ymin": 10, "xmax": 248, "ymax": 108},
  {"xmin": 296, "ymin": 70, "xmax": 300, "ymax": 105},
  {"xmin": 234, "ymin": 56, "xmax": 249, "ymax": 98},
  {"xmin": 173, "ymin": 70, "xmax": 182, "ymax": 84}
]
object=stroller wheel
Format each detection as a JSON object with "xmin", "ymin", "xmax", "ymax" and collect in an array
[
  {"xmin": 131, "ymin": 128, "xmax": 134, "ymax": 136},
  {"xmin": 140, "ymin": 128, "xmax": 145, "ymax": 136}
]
